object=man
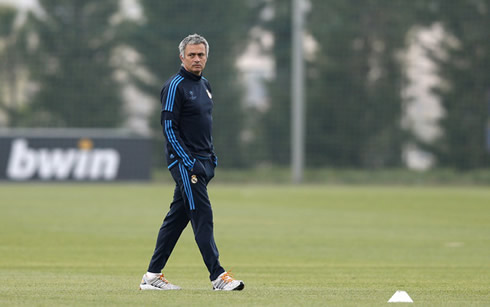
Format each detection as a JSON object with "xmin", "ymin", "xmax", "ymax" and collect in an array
[{"xmin": 139, "ymin": 34, "xmax": 244, "ymax": 291}]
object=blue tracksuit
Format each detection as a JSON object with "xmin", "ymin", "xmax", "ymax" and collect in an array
[{"xmin": 147, "ymin": 66, "xmax": 225, "ymax": 281}]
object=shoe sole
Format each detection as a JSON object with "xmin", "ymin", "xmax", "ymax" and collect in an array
[
  {"xmin": 235, "ymin": 282, "xmax": 245, "ymax": 291},
  {"xmin": 213, "ymin": 282, "xmax": 245, "ymax": 291},
  {"xmin": 140, "ymin": 284, "xmax": 181, "ymax": 291}
]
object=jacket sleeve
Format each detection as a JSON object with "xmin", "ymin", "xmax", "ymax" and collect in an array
[
  {"xmin": 160, "ymin": 80, "xmax": 196, "ymax": 171},
  {"xmin": 204, "ymin": 79, "xmax": 218, "ymax": 166}
]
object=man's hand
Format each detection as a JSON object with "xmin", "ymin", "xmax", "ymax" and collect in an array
[{"xmin": 191, "ymin": 159, "xmax": 206, "ymax": 177}]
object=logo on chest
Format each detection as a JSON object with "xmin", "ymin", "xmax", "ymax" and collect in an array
[
  {"xmin": 188, "ymin": 91, "xmax": 197, "ymax": 100},
  {"xmin": 206, "ymin": 89, "xmax": 212, "ymax": 99}
]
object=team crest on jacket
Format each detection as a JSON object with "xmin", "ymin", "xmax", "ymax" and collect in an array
[
  {"xmin": 206, "ymin": 89, "xmax": 212, "ymax": 99},
  {"xmin": 191, "ymin": 175, "xmax": 198, "ymax": 184}
]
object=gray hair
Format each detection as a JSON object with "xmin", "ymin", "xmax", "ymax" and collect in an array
[{"xmin": 179, "ymin": 34, "xmax": 209, "ymax": 58}]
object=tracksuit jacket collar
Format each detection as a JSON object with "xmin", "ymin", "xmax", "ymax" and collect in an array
[{"xmin": 179, "ymin": 66, "xmax": 202, "ymax": 81}]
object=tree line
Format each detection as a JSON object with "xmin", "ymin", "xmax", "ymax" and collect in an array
[{"xmin": 0, "ymin": 0, "xmax": 488, "ymax": 169}]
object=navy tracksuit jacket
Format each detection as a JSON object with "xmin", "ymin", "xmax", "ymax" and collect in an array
[{"xmin": 147, "ymin": 66, "xmax": 225, "ymax": 281}]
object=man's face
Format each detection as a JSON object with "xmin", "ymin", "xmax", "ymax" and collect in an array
[{"xmin": 180, "ymin": 43, "xmax": 207, "ymax": 76}]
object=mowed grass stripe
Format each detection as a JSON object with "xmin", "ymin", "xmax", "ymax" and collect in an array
[{"xmin": 0, "ymin": 184, "xmax": 489, "ymax": 306}]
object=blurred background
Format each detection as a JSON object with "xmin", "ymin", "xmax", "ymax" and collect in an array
[{"xmin": 0, "ymin": 0, "xmax": 489, "ymax": 183}]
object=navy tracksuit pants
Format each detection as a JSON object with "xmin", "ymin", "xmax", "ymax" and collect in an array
[{"xmin": 147, "ymin": 158, "xmax": 225, "ymax": 281}]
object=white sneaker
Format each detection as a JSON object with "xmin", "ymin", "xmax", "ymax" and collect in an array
[
  {"xmin": 139, "ymin": 273, "xmax": 181, "ymax": 290},
  {"xmin": 212, "ymin": 271, "xmax": 244, "ymax": 291}
]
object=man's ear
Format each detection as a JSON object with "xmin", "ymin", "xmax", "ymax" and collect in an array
[{"xmin": 179, "ymin": 54, "xmax": 184, "ymax": 63}]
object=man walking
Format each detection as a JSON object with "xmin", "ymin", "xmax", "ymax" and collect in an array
[{"xmin": 139, "ymin": 34, "xmax": 244, "ymax": 291}]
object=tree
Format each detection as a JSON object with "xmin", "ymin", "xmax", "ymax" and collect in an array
[
  {"xmin": 22, "ymin": 0, "xmax": 123, "ymax": 127},
  {"xmin": 0, "ymin": 5, "xmax": 22, "ymax": 125},
  {"xmin": 307, "ymin": 0, "xmax": 422, "ymax": 168},
  {"xmin": 260, "ymin": 1, "xmax": 414, "ymax": 168},
  {"xmin": 260, "ymin": 0, "xmax": 293, "ymax": 166},
  {"xmin": 423, "ymin": 0, "xmax": 490, "ymax": 169}
]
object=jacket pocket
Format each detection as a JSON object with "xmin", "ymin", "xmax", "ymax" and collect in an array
[{"xmin": 167, "ymin": 160, "xmax": 179, "ymax": 170}]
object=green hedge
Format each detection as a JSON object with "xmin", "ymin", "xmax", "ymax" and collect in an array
[{"xmin": 153, "ymin": 167, "xmax": 490, "ymax": 185}]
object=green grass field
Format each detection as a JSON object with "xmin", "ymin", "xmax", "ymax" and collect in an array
[{"xmin": 0, "ymin": 183, "xmax": 489, "ymax": 306}]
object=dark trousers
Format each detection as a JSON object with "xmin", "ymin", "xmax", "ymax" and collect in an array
[{"xmin": 147, "ymin": 158, "xmax": 225, "ymax": 281}]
